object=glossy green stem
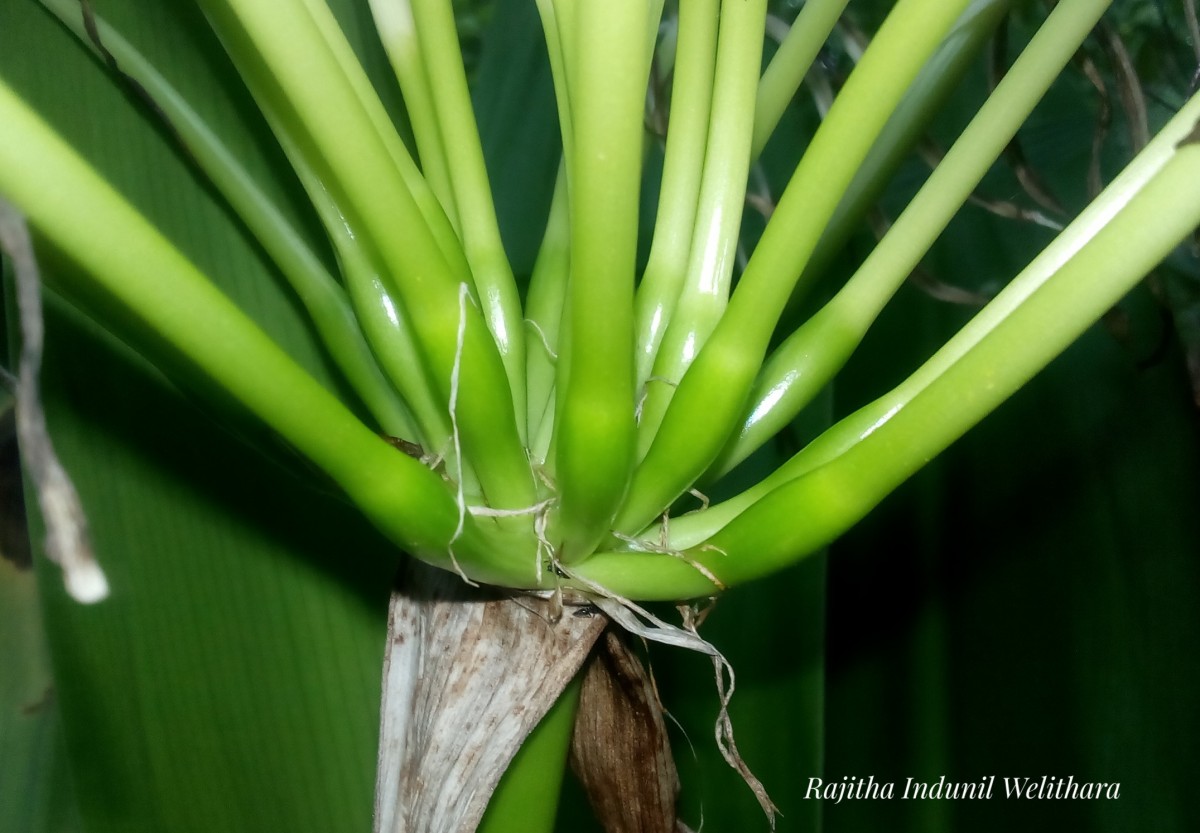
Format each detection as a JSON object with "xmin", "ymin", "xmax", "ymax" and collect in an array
[
  {"xmin": 296, "ymin": 160, "xmax": 463, "ymax": 467},
  {"xmin": 614, "ymin": 0, "xmax": 973, "ymax": 535},
  {"xmin": 656, "ymin": 87, "xmax": 1200, "ymax": 553},
  {"xmin": 789, "ymin": 0, "xmax": 1015, "ymax": 307},
  {"xmin": 295, "ymin": 0, "xmax": 467, "ymax": 270},
  {"xmin": 198, "ymin": 0, "xmax": 535, "ymax": 512},
  {"xmin": 367, "ymin": 0, "xmax": 461, "ymax": 229},
  {"xmin": 408, "ymin": 0, "xmax": 529, "ymax": 439},
  {"xmin": 525, "ymin": 164, "xmax": 569, "ymax": 453},
  {"xmin": 635, "ymin": 0, "xmax": 768, "ymax": 457},
  {"xmin": 633, "ymin": 0, "xmax": 719, "ymax": 388},
  {"xmin": 752, "ymin": 0, "xmax": 850, "ymax": 159},
  {"xmin": 579, "ymin": 117, "xmax": 1200, "ymax": 600},
  {"xmin": 535, "ymin": 0, "xmax": 575, "ymax": 166},
  {"xmin": 257, "ymin": 90, "xmax": 457, "ymax": 461},
  {"xmin": 553, "ymin": 0, "xmax": 651, "ymax": 561},
  {"xmin": 711, "ymin": 0, "xmax": 1112, "ymax": 476}
]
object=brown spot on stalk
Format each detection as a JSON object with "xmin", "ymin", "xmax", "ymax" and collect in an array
[
  {"xmin": 79, "ymin": 0, "xmax": 190, "ymax": 157},
  {"xmin": 1178, "ymin": 120, "xmax": 1200, "ymax": 148},
  {"xmin": 381, "ymin": 434, "xmax": 426, "ymax": 460}
]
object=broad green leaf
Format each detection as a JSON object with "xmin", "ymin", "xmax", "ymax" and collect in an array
[
  {"xmin": 0, "ymin": 546, "xmax": 84, "ymax": 832},
  {"xmin": 28, "ymin": 299, "xmax": 395, "ymax": 833}
]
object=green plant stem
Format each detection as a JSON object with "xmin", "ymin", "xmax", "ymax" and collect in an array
[
  {"xmin": 476, "ymin": 675, "xmax": 582, "ymax": 833},
  {"xmin": 367, "ymin": 0, "xmax": 461, "ymax": 230},
  {"xmin": 295, "ymin": 161, "xmax": 465, "ymax": 469},
  {"xmin": 524, "ymin": 163, "xmax": 569, "ymax": 453},
  {"xmin": 552, "ymin": 0, "xmax": 652, "ymax": 561},
  {"xmin": 633, "ymin": 0, "xmax": 719, "ymax": 390},
  {"xmin": 38, "ymin": 0, "xmax": 418, "ymax": 441},
  {"xmin": 635, "ymin": 0, "xmax": 767, "ymax": 458},
  {"xmin": 535, "ymin": 0, "xmax": 575, "ymax": 166},
  {"xmin": 580, "ymin": 117, "xmax": 1200, "ymax": 600},
  {"xmin": 232, "ymin": 55, "xmax": 458, "ymax": 461},
  {"xmin": 658, "ymin": 87, "xmax": 1200, "ymax": 552},
  {"xmin": 527, "ymin": 5, "xmax": 575, "ymax": 474},
  {"xmin": 295, "ymin": 0, "xmax": 467, "ymax": 272},
  {"xmin": 407, "ymin": 0, "xmax": 530, "ymax": 439},
  {"xmin": 198, "ymin": 0, "xmax": 535, "ymax": 512},
  {"xmin": 710, "ymin": 0, "xmax": 1112, "ymax": 476},
  {"xmin": 751, "ymin": 0, "xmax": 850, "ymax": 160},
  {"xmin": 789, "ymin": 0, "xmax": 1015, "ymax": 308},
  {"xmin": 0, "ymin": 80, "xmax": 534, "ymax": 585},
  {"xmin": 236, "ymin": 74, "xmax": 458, "ymax": 464},
  {"xmin": 613, "ymin": 0, "xmax": 973, "ymax": 536}
]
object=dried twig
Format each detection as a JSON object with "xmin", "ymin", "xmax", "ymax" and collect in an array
[
  {"xmin": 1100, "ymin": 22, "xmax": 1151, "ymax": 153},
  {"xmin": 1078, "ymin": 54, "xmax": 1113, "ymax": 201},
  {"xmin": 914, "ymin": 139, "xmax": 1064, "ymax": 232},
  {"xmin": 0, "ymin": 200, "xmax": 107, "ymax": 602}
]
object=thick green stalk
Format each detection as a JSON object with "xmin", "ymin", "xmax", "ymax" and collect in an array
[
  {"xmin": 635, "ymin": 0, "xmax": 768, "ymax": 457},
  {"xmin": 535, "ymin": 0, "xmax": 575, "ymax": 166},
  {"xmin": 553, "ymin": 0, "xmax": 651, "ymax": 561},
  {"xmin": 632, "ymin": 0, "xmax": 719, "ymax": 388},
  {"xmin": 407, "ymin": 0, "xmax": 530, "ymax": 439},
  {"xmin": 614, "ymin": 0, "xmax": 973, "ymax": 535},
  {"xmin": 38, "ymin": 0, "xmax": 417, "ymax": 441},
  {"xmin": 252, "ymin": 95, "xmax": 457, "ymax": 459},
  {"xmin": 295, "ymin": 0, "xmax": 467, "ymax": 271},
  {"xmin": 710, "ymin": 0, "xmax": 1113, "ymax": 476},
  {"xmin": 263, "ymin": 109, "xmax": 474, "ymax": 471},
  {"xmin": 751, "ymin": 0, "xmax": 850, "ymax": 159},
  {"xmin": 0, "ymin": 81, "xmax": 531, "ymax": 584},
  {"xmin": 524, "ymin": 164, "xmax": 569, "ymax": 451},
  {"xmin": 367, "ymin": 0, "xmax": 461, "ymax": 229},
  {"xmin": 297, "ymin": 161, "xmax": 463, "ymax": 463},
  {"xmin": 213, "ymin": 39, "xmax": 457, "ymax": 458},
  {"xmin": 580, "ymin": 120, "xmax": 1200, "ymax": 599},
  {"xmin": 526, "ymin": 5, "xmax": 576, "ymax": 472},
  {"xmin": 197, "ymin": 0, "xmax": 535, "ymax": 512},
  {"xmin": 791, "ymin": 0, "xmax": 1015, "ymax": 305},
  {"xmin": 657, "ymin": 87, "xmax": 1200, "ymax": 552}
]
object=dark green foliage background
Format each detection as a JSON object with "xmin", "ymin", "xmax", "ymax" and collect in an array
[{"xmin": 2, "ymin": 0, "xmax": 1198, "ymax": 831}]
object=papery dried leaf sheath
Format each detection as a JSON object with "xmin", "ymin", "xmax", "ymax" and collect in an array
[
  {"xmin": 570, "ymin": 631, "xmax": 682, "ymax": 833},
  {"xmin": 374, "ymin": 561, "xmax": 605, "ymax": 833}
]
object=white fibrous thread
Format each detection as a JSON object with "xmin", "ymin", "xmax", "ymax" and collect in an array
[
  {"xmin": 609, "ymin": 527, "xmax": 728, "ymax": 593},
  {"xmin": 446, "ymin": 286, "xmax": 559, "ymax": 586},
  {"xmin": 634, "ymin": 375, "xmax": 677, "ymax": 421},
  {"xmin": 524, "ymin": 318, "xmax": 558, "ymax": 362},
  {"xmin": 681, "ymin": 604, "xmax": 779, "ymax": 828},
  {"xmin": 467, "ymin": 498, "xmax": 557, "ymax": 585},
  {"xmin": 445, "ymin": 282, "xmax": 476, "ymax": 585}
]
